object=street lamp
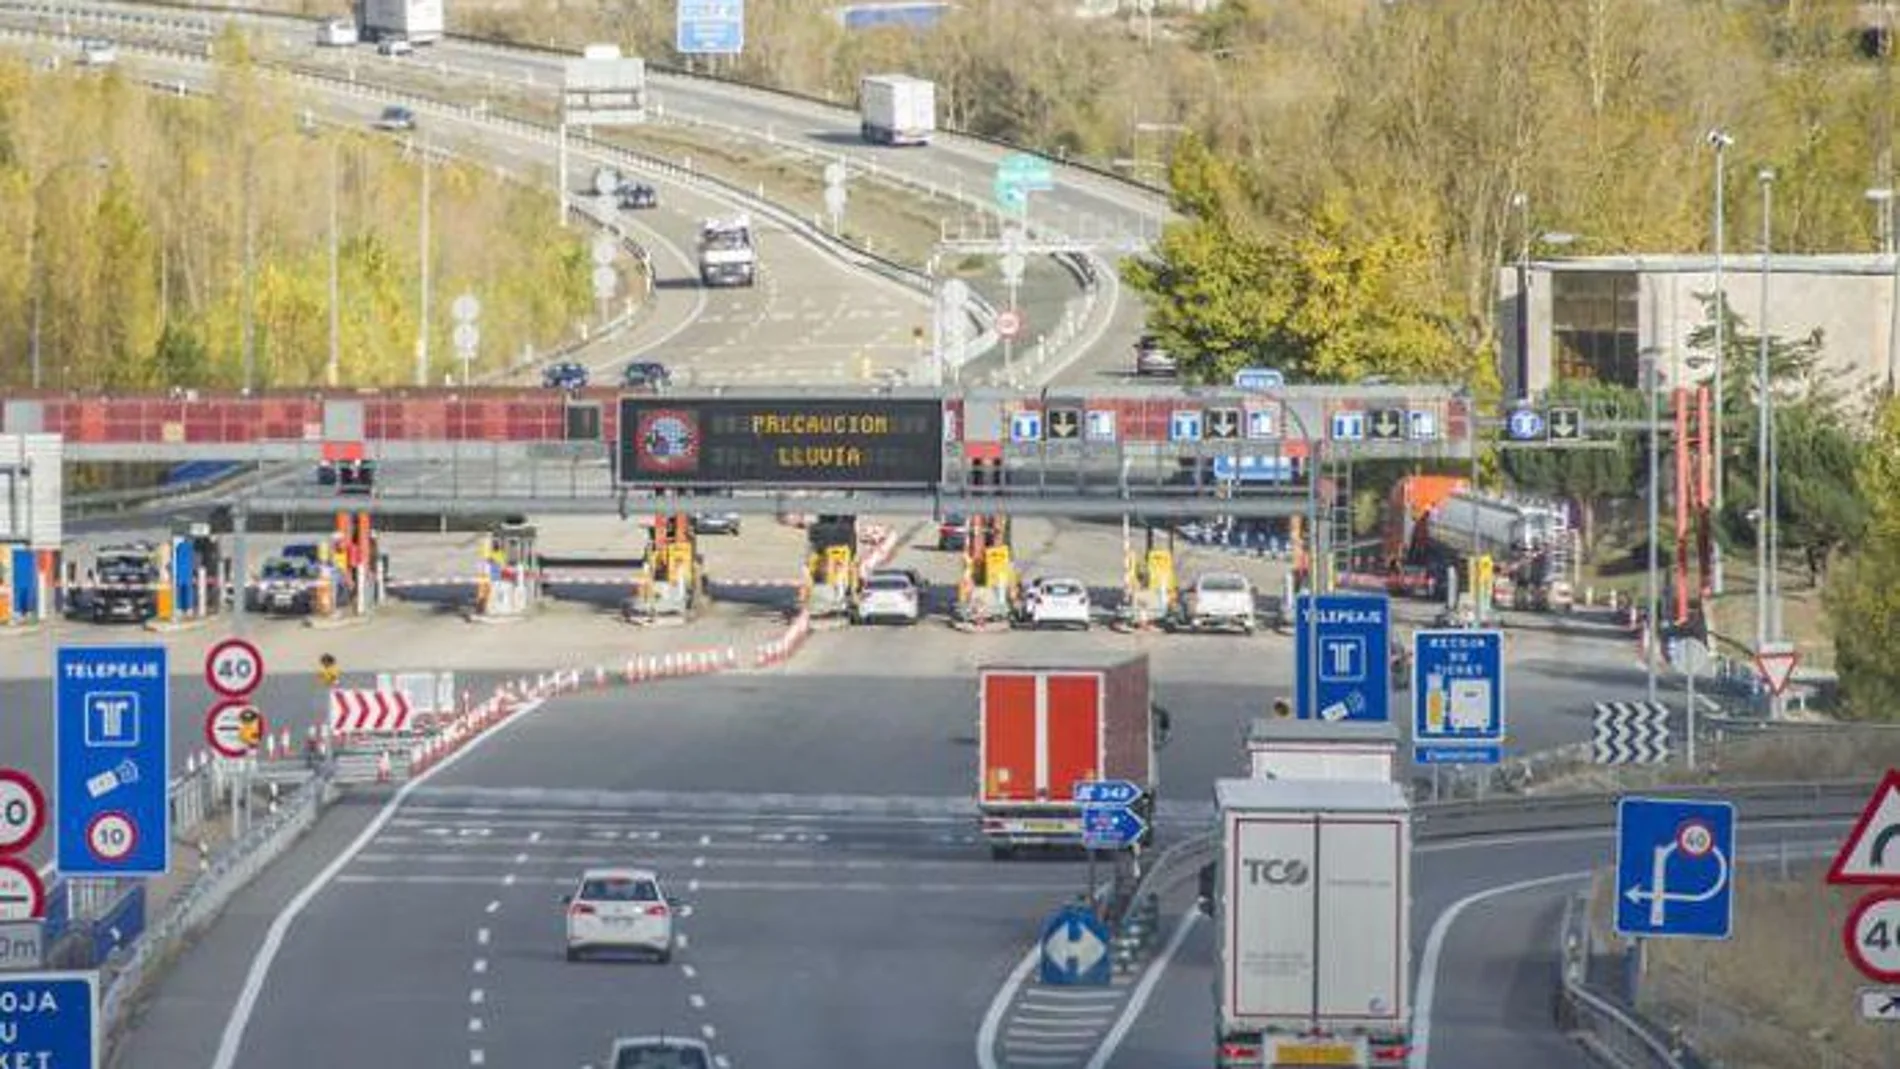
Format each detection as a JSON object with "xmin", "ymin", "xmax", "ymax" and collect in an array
[
  {"xmin": 1873, "ymin": 187, "xmax": 1900, "ymax": 394},
  {"xmin": 1641, "ymin": 346, "xmax": 1664, "ymax": 704},
  {"xmin": 26, "ymin": 154, "xmax": 110, "ymax": 389},
  {"xmin": 1708, "ymin": 129, "xmax": 1732, "ymax": 519},
  {"xmin": 1512, "ymin": 193, "xmax": 1531, "ymax": 400},
  {"xmin": 1755, "ymin": 166, "xmax": 1779, "ymax": 672}
]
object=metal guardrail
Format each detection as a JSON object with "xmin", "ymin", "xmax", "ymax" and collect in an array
[
  {"xmin": 0, "ymin": 6, "xmax": 1007, "ymax": 357},
  {"xmin": 1557, "ymin": 892, "xmax": 1701, "ymax": 1069}
]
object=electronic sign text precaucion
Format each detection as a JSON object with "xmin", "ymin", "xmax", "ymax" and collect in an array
[{"xmin": 617, "ymin": 398, "xmax": 945, "ymax": 487}]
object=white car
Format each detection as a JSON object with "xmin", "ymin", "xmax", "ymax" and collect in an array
[
  {"xmin": 77, "ymin": 39, "xmax": 116, "ymax": 66},
  {"xmin": 852, "ymin": 571, "xmax": 920, "ymax": 625},
  {"xmin": 377, "ymin": 36, "xmax": 413, "ymax": 56},
  {"xmin": 1025, "ymin": 576, "xmax": 1091, "ymax": 630},
  {"xmin": 563, "ymin": 868, "xmax": 676, "ymax": 963},
  {"xmin": 585, "ymin": 1036, "xmax": 714, "ymax": 1069}
]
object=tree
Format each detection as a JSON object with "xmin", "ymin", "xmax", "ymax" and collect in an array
[
  {"xmin": 1499, "ymin": 378, "xmax": 1640, "ymax": 558},
  {"xmin": 1824, "ymin": 399, "xmax": 1900, "ymax": 720},
  {"xmin": 1684, "ymin": 293, "xmax": 1871, "ymax": 579},
  {"xmin": 1121, "ymin": 138, "xmax": 1469, "ymax": 385}
]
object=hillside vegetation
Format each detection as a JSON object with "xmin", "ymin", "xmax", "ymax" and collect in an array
[{"xmin": 0, "ymin": 51, "xmax": 591, "ymax": 390}]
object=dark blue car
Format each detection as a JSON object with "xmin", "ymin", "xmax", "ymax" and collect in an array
[{"xmin": 542, "ymin": 361, "xmax": 589, "ymax": 390}]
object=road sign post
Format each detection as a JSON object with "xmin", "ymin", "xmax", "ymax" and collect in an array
[
  {"xmin": 1754, "ymin": 640, "xmax": 1799, "ymax": 697},
  {"xmin": 1411, "ymin": 629, "xmax": 1504, "ymax": 765},
  {"xmin": 0, "ymin": 971, "xmax": 96, "ymax": 1067},
  {"xmin": 1294, "ymin": 593, "xmax": 1392, "ymax": 723},
  {"xmin": 1614, "ymin": 797, "xmax": 1735, "ymax": 940},
  {"xmin": 56, "ymin": 646, "xmax": 170, "ymax": 877}
]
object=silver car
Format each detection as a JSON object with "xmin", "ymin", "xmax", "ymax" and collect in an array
[
  {"xmin": 563, "ymin": 868, "xmax": 677, "ymax": 963},
  {"xmin": 1134, "ymin": 334, "xmax": 1177, "ymax": 377}
]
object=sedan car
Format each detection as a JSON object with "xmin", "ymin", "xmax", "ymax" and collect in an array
[
  {"xmin": 587, "ymin": 1036, "xmax": 714, "ymax": 1069},
  {"xmin": 691, "ymin": 512, "xmax": 741, "ymax": 536},
  {"xmin": 376, "ymin": 36, "xmax": 413, "ymax": 56},
  {"xmin": 852, "ymin": 571, "xmax": 920, "ymax": 625},
  {"xmin": 617, "ymin": 182, "xmax": 658, "ymax": 210},
  {"xmin": 542, "ymin": 361, "xmax": 589, "ymax": 390},
  {"xmin": 621, "ymin": 360, "xmax": 671, "ymax": 389},
  {"xmin": 1023, "ymin": 576, "xmax": 1091, "ymax": 630},
  {"xmin": 1134, "ymin": 334, "xmax": 1177, "ymax": 377},
  {"xmin": 564, "ymin": 868, "xmax": 676, "ymax": 963},
  {"xmin": 373, "ymin": 105, "xmax": 416, "ymax": 131}
]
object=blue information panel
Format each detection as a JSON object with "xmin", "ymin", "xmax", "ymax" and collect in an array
[
  {"xmin": 1294, "ymin": 594, "xmax": 1391, "ymax": 723},
  {"xmin": 1411, "ymin": 629, "xmax": 1505, "ymax": 765},
  {"xmin": 676, "ymin": 0, "xmax": 744, "ymax": 54},
  {"xmin": 0, "ymin": 971, "xmax": 97, "ymax": 1069},
  {"xmin": 1615, "ymin": 797, "xmax": 1735, "ymax": 940},
  {"xmin": 56, "ymin": 646, "xmax": 170, "ymax": 877},
  {"xmin": 1038, "ymin": 905, "xmax": 1111, "ymax": 986}
]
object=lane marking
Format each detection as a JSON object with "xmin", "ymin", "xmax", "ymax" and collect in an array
[
  {"xmin": 690, "ymin": 993, "xmax": 707, "ymax": 1009},
  {"xmin": 693, "ymin": 856, "xmax": 707, "ymax": 868},
  {"xmin": 701, "ymin": 1024, "xmax": 718, "ymax": 1040},
  {"xmin": 688, "ymin": 879, "xmax": 701, "ymax": 893},
  {"xmin": 470, "ymin": 1050, "xmax": 485, "ymax": 1066},
  {"xmin": 473, "ymin": 958, "xmax": 488, "ymax": 974},
  {"xmin": 470, "ymin": 989, "xmax": 485, "ymax": 1004},
  {"xmin": 681, "ymin": 964, "xmax": 698, "ymax": 979},
  {"xmin": 210, "ymin": 696, "xmax": 548, "ymax": 1069},
  {"xmin": 468, "ymin": 1017, "xmax": 483, "ymax": 1033},
  {"xmin": 976, "ymin": 945, "xmax": 1041, "ymax": 1069},
  {"xmin": 676, "ymin": 933, "xmax": 690, "ymax": 949},
  {"xmin": 513, "ymin": 853, "xmax": 528, "ymax": 864},
  {"xmin": 503, "ymin": 873, "xmax": 517, "ymax": 886},
  {"xmin": 527, "ymin": 831, "xmax": 541, "ymax": 843},
  {"xmin": 1408, "ymin": 870, "xmax": 1595, "ymax": 1069},
  {"xmin": 1083, "ymin": 907, "xmax": 1198, "ymax": 1069},
  {"xmin": 485, "ymin": 900, "xmax": 500, "ymax": 914},
  {"xmin": 477, "ymin": 928, "xmax": 491, "ymax": 945}
]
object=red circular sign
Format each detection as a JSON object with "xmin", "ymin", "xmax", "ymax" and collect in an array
[
  {"xmin": 0, "ymin": 768, "xmax": 48, "ymax": 857},
  {"xmin": 1845, "ymin": 890, "xmax": 1900, "ymax": 982},
  {"xmin": 0, "ymin": 856, "xmax": 46, "ymax": 921},
  {"xmin": 205, "ymin": 699, "xmax": 265, "ymax": 759},
  {"xmin": 85, "ymin": 811, "xmax": 138, "ymax": 865},
  {"xmin": 995, "ymin": 310, "xmax": 1024, "ymax": 340},
  {"xmin": 205, "ymin": 637, "xmax": 266, "ymax": 698}
]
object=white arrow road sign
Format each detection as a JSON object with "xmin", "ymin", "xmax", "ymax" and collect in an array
[
  {"xmin": 1042, "ymin": 917, "xmax": 1106, "ymax": 976},
  {"xmin": 1862, "ymin": 987, "xmax": 1900, "ymax": 1021}
]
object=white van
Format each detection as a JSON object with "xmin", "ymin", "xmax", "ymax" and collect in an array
[{"xmin": 316, "ymin": 19, "xmax": 358, "ymax": 46}]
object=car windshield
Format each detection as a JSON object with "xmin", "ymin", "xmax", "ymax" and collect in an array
[
  {"xmin": 580, "ymin": 877, "xmax": 660, "ymax": 902},
  {"xmin": 703, "ymin": 227, "xmax": 749, "ymax": 251},
  {"xmin": 262, "ymin": 561, "xmax": 304, "ymax": 580},
  {"xmin": 1200, "ymin": 575, "xmax": 1248, "ymax": 592},
  {"xmin": 865, "ymin": 576, "xmax": 912, "ymax": 592},
  {"xmin": 1042, "ymin": 581, "xmax": 1085, "ymax": 597},
  {"xmin": 614, "ymin": 1046, "xmax": 709, "ymax": 1069}
]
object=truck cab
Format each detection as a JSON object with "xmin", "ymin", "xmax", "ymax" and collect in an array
[{"xmin": 697, "ymin": 216, "xmax": 756, "ymax": 288}]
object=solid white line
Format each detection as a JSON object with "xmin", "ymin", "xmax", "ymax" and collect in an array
[
  {"xmin": 1408, "ymin": 871, "xmax": 1587, "ymax": 1069},
  {"xmin": 208, "ymin": 697, "xmax": 549, "ymax": 1069},
  {"xmin": 976, "ymin": 945, "xmax": 1041, "ymax": 1069},
  {"xmin": 1083, "ymin": 907, "xmax": 1198, "ymax": 1069}
]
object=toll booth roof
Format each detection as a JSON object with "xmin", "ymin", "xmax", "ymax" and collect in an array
[
  {"xmin": 1215, "ymin": 776, "xmax": 1407, "ymax": 813},
  {"xmin": 977, "ymin": 652, "xmax": 1150, "ymax": 674},
  {"xmin": 1245, "ymin": 719, "xmax": 1400, "ymax": 746}
]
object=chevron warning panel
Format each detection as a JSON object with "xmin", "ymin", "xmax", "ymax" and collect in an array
[
  {"xmin": 1591, "ymin": 700, "xmax": 1670, "ymax": 765},
  {"xmin": 330, "ymin": 689, "xmax": 415, "ymax": 733}
]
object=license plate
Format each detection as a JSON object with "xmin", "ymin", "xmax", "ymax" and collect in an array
[
  {"xmin": 1271, "ymin": 1042, "xmax": 1359, "ymax": 1066},
  {"xmin": 603, "ymin": 916, "xmax": 634, "ymax": 927},
  {"xmin": 1020, "ymin": 820, "xmax": 1072, "ymax": 833}
]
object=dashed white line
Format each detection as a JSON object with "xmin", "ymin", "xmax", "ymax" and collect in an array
[
  {"xmin": 469, "ymin": 1050, "xmax": 485, "ymax": 1066},
  {"xmin": 473, "ymin": 958, "xmax": 488, "ymax": 974},
  {"xmin": 701, "ymin": 1025, "xmax": 718, "ymax": 1040},
  {"xmin": 688, "ymin": 878, "xmax": 701, "ymax": 892},
  {"xmin": 502, "ymin": 873, "xmax": 517, "ymax": 886},
  {"xmin": 681, "ymin": 964, "xmax": 698, "ymax": 979},
  {"xmin": 692, "ymin": 856, "xmax": 707, "ymax": 868},
  {"xmin": 689, "ymin": 993, "xmax": 707, "ymax": 1009},
  {"xmin": 477, "ymin": 928, "xmax": 491, "ymax": 946},
  {"xmin": 468, "ymin": 1017, "xmax": 483, "ymax": 1033},
  {"xmin": 676, "ymin": 933, "xmax": 690, "ymax": 949},
  {"xmin": 485, "ymin": 900, "xmax": 500, "ymax": 914},
  {"xmin": 527, "ymin": 831, "xmax": 542, "ymax": 843},
  {"xmin": 713, "ymin": 1057, "xmax": 730, "ymax": 1069},
  {"xmin": 513, "ymin": 853, "xmax": 529, "ymax": 865},
  {"xmin": 469, "ymin": 989, "xmax": 485, "ymax": 1005}
]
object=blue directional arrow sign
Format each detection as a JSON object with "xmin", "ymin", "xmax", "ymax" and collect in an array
[
  {"xmin": 1081, "ymin": 806, "xmax": 1146, "ymax": 850},
  {"xmin": 56, "ymin": 645, "xmax": 170, "ymax": 877},
  {"xmin": 0, "ymin": 971, "xmax": 97, "ymax": 1069},
  {"xmin": 1412, "ymin": 629, "xmax": 1505, "ymax": 765},
  {"xmin": 1039, "ymin": 905, "xmax": 1111, "ymax": 985},
  {"xmin": 1615, "ymin": 797, "xmax": 1735, "ymax": 940},
  {"xmin": 1074, "ymin": 780, "xmax": 1142, "ymax": 807},
  {"xmin": 1295, "ymin": 594, "xmax": 1391, "ymax": 723}
]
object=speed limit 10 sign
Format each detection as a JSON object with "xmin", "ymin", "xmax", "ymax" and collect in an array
[
  {"xmin": 0, "ymin": 769, "xmax": 47, "ymax": 856},
  {"xmin": 206, "ymin": 637, "xmax": 265, "ymax": 698}
]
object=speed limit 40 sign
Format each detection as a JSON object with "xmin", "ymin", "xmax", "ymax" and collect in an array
[
  {"xmin": 0, "ymin": 769, "xmax": 47, "ymax": 856},
  {"xmin": 206, "ymin": 638, "xmax": 265, "ymax": 698}
]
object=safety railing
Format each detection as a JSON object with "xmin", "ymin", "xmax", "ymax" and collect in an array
[{"xmin": 1557, "ymin": 892, "xmax": 1703, "ymax": 1069}]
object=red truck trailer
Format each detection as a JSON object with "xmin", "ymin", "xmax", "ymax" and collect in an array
[{"xmin": 976, "ymin": 653, "xmax": 1157, "ymax": 858}]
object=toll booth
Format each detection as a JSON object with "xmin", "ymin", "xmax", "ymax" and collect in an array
[
  {"xmin": 803, "ymin": 515, "xmax": 859, "ymax": 618},
  {"xmin": 954, "ymin": 515, "xmax": 1014, "ymax": 626},
  {"xmin": 476, "ymin": 519, "xmax": 539, "ymax": 619},
  {"xmin": 164, "ymin": 522, "xmax": 222, "ymax": 620},
  {"xmin": 625, "ymin": 514, "xmax": 702, "ymax": 622},
  {"xmin": 1119, "ymin": 525, "xmax": 1177, "ymax": 629},
  {"xmin": 0, "ymin": 545, "xmax": 56, "ymax": 625}
]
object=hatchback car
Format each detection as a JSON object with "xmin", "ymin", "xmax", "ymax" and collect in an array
[
  {"xmin": 542, "ymin": 361, "xmax": 589, "ymax": 390},
  {"xmin": 621, "ymin": 361, "xmax": 671, "ymax": 389},
  {"xmin": 373, "ymin": 105, "xmax": 416, "ymax": 131},
  {"xmin": 852, "ymin": 572, "xmax": 920, "ymax": 626},
  {"xmin": 586, "ymin": 1036, "xmax": 714, "ymax": 1069},
  {"xmin": 564, "ymin": 868, "xmax": 676, "ymax": 962},
  {"xmin": 1024, "ymin": 576, "xmax": 1091, "ymax": 630},
  {"xmin": 1134, "ymin": 334, "xmax": 1177, "ymax": 377},
  {"xmin": 377, "ymin": 36, "xmax": 413, "ymax": 56}
]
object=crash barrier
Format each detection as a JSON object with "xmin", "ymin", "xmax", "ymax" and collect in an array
[{"xmin": 1554, "ymin": 892, "xmax": 1707, "ymax": 1069}]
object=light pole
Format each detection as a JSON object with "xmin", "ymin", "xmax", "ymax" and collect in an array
[
  {"xmin": 1755, "ymin": 167, "xmax": 1776, "ymax": 663},
  {"xmin": 415, "ymin": 134, "xmax": 433, "ymax": 387},
  {"xmin": 1642, "ymin": 346, "xmax": 1663, "ymax": 705},
  {"xmin": 1874, "ymin": 187, "xmax": 1900, "ymax": 394},
  {"xmin": 26, "ymin": 154, "xmax": 110, "ymax": 389},
  {"xmin": 1511, "ymin": 192, "xmax": 1531, "ymax": 400},
  {"xmin": 327, "ymin": 138, "xmax": 342, "ymax": 388},
  {"xmin": 1708, "ymin": 129, "xmax": 1732, "ymax": 519}
]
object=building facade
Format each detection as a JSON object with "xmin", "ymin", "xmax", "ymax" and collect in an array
[{"xmin": 1498, "ymin": 254, "xmax": 1900, "ymax": 402}]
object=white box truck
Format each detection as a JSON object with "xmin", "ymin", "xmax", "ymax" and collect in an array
[
  {"xmin": 859, "ymin": 74, "xmax": 936, "ymax": 146},
  {"xmin": 1244, "ymin": 719, "xmax": 1399, "ymax": 783},
  {"xmin": 1210, "ymin": 778, "xmax": 1412, "ymax": 1069},
  {"xmin": 356, "ymin": 0, "xmax": 443, "ymax": 44}
]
